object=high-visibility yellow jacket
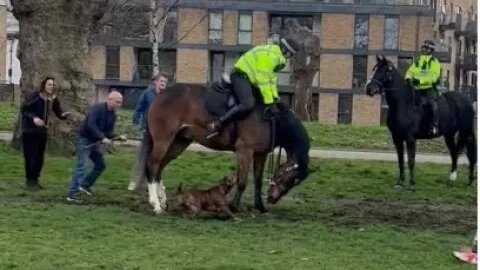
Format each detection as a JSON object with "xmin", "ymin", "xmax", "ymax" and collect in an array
[
  {"xmin": 234, "ymin": 44, "xmax": 286, "ymax": 104},
  {"xmin": 405, "ymin": 54, "xmax": 441, "ymax": 90}
]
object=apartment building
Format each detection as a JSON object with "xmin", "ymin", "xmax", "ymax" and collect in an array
[
  {"xmin": 5, "ymin": 0, "xmax": 476, "ymax": 125},
  {"xmin": 433, "ymin": 0, "xmax": 477, "ymax": 102}
]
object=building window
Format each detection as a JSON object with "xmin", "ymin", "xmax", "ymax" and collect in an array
[
  {"xmin": 384, "ymin": 16, "xmax": 399, "ymax": 50},
  {"xmin": 158, "ymin": 50, "xmax": 177, "ymax": 82},
  {"xmin": 354, "ymin": 14, "xmax": 369, "ymax": 50},
  {"xmin": 337, "ymin": 93, "xmax": 352, "ymax": 125},
  {"xmin": 269, "ymin": 15, "xmax": 313, "ymax": 42},
  {"xmin": 210, "ymin": 52, "xmax": 225, "ymax": 82},
  {"xmin": 136, "ymin": 48, "xmax": 153, "ymax": 81},
  {"xmin": 209, "ymin": 11, "xmax": 223, "ymax": 44},
  {"xmin": 398, "ymin": 57, "xmax": 412, "ymax": 77},
  {"xmin": 163, "ymin": 10, "xmax": 178, "ymax": 43},
  {"xmin": 105, "ymin": 46, "xmax": 120, "ymax": 80},
  {"xmin": 238, "ymin": 12, "xmax": 252, "ymax": 45},
  {"xmin": 352, "ymin": 56, "xmax": 367, "ymax": 89}
]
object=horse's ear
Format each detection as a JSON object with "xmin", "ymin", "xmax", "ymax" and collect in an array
[{"xmin": 376, "ymin": 54, "xmax": 383, "ymax": 63}]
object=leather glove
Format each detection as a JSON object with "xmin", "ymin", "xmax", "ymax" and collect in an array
[
  {"xmin": 412, "ymin": 78, "xmax": 421, "ymax": 86},
  {"xmin": 275, "ymin": 101, "xmax": 289, "ymax": 112}
]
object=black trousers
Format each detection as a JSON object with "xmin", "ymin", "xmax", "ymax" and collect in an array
[
  {"xmin": 419, "ymin": 89, "xmax": 438, "ymax": 126},
  {"xmin": 230, "ymin": 72, "xmax": 256, "ymax": 111},
  {"xmin": 22, "ymin": 132, "xmax": 48, "ymax": 182}
]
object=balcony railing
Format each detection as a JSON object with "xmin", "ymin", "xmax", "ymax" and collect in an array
[
  {"xmin": 258, "ymin": 0, "xmax": 432, "ymax": 5},
  {"xmin": 454, "ymin": 13, "xmax": 477, "ymax": 38},
  {"xmin": 455, "ymin": 84, "xmax": 477, "ymax": 103},
  {"xmin": 432, "ymin": 39, "xmax": 452, "ymax": 62},
  {"xmin": 456, "ymin": 53, "xmax": 477, "ymax": 71},
  {"xmin": 438, "ymin": 12, "xmax": 461, "ymax": 31}
]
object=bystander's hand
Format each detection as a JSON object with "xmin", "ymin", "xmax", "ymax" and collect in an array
[{"xmin": 33, "ymin": 117, "xmax": 45, "ymax": 127}]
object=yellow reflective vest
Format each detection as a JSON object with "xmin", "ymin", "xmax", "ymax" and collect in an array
[
  {"xmin": 234, "ymin": 44, "xmax": 286, "ymax": 104},
  {"xmin": 405, "ymin": 54, "xmax": 441, "ymax": 90}
]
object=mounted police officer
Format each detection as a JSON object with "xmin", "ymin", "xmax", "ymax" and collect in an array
[
  {"xmin": 206, "ymin": 37, "xmax": 301, "ymax": 138},
  {"xmin": 405, "ymin": 39, "xmax": 442, "ymax": 135}
]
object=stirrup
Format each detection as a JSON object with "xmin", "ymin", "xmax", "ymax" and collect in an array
[{"xmin": 206, "ymin": 131, "xmax": 219, "ymax": 139}]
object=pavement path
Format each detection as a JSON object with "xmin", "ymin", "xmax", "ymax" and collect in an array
[{"xmin": 0, "ymin": 131, "xmax": 468, "ymax": 165}]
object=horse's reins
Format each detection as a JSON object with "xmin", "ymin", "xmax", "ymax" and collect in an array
[
  {"xmin": 265, "ymin": 108, "xmax": 283, "ymax": 183},
  {"xmin": 84, "ymin": 137, "xmax": 123, "ymax": 149}
]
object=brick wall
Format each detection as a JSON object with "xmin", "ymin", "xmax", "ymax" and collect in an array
[
  {"xmin": 318, "ymin": 93, "xmax": 338, "ymax": 124},
  {"xmin": 321, "ymin": 14, "xmax": 354, "ymax": 49},
  {"xmin": 352, "ymin": 95, "xmax": 381, "ymax": 126},
  {"xmin": 223, "ymin": 10, "xmax": 238, "ymax": 45},
  {"xmin": 178, "ymin": 8, "xmax": 208, "ymax": 44},
  {"xmin": 119, "ymin": 47, "xmax": 135, "ymax": 81},
  {"xmin": 252, "ymin": 11, "xmax": 268, "ymax": 45},
  {"xmin": 176, "ymin": 49, "xmax": 208, "ymax": 84},
  {"xmin": 320, "ymin": 54, "xmax": 352, "ymax": 89},
  {"xmin": 89, "ymin": 46, "xmax": 106, "ymax": 80},
  {"xmin": 399, "ymin": 16, "xmax": 418, "ymax": 51}
]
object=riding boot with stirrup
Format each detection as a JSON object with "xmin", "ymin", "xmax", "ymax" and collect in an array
[{"xmin": 206, "ymin": 105, "xmax": 244, "ymax": 139}]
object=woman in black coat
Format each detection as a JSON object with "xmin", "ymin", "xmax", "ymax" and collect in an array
[{"xmin": 21, "ymin": 76, "xmax": 70, "ymax": 191}]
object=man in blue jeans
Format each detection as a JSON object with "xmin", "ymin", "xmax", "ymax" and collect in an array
[
  {"xmin": 128, "ymin": 72, "xmax": 168, "ymax": 191},
  {"xmin": 67, "ymin": 91, "xmax": 127, "ymax": 202}
]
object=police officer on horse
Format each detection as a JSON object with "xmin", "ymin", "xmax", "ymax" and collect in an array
[
  {"xmin": 206, "ymin": 37, "xmax": 301, "ymax": 138},
  {"xmin": 405, "ymin": 39, "xmax": 442, "ymax": 136}
]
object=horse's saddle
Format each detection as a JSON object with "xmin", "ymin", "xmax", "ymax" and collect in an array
[{"xmin": 204, "ymin": 74, "xmax": 236, "ymax": 116}]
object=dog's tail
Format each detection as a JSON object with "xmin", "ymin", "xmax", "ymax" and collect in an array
[{"xmin": 177, "ymin": 183, "xmax": 183, "ymax": 194}]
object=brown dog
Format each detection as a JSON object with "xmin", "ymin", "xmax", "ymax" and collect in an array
[{"xmin": 177, "ymin": 175, "xmax": 236, "ymax": 219}]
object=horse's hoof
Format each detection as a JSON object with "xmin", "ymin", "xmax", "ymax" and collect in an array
[
  {"xmin": 152, "ymin": 207, "xmax": 164, "ymax": 215},
  {"xmin": 254, "ymin": 205, "xmax": 269, "ymax": 214},
  {"xmin": 229, "ymin": 204, "xmax": 242, "ymax": 213},
  {"xmin": 394, "ymin": 184, "xmax": 403, "ymax": 189},
  {"xmin": 405, "ymin": 186, "xmax": 416, "ymax": 192}
]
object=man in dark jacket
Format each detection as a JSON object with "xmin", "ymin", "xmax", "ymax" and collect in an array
[
  {"xmin": 21, "ymin": 76, "xmax": 70, "ymax": 190},
  {"xmin": 66, "ymin": 91, "xmax": 126, "ymax": 202}
]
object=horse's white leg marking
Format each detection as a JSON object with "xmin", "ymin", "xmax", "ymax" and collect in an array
[
  {"xmin": 449, "ymin": 170, "xmax": 458, "ymax": 181},
  {"xmin": 148, "ymin": 182, "xmax": 163, "ymax": 214},
  {"xmin": 157, "ymin": 181, "xmax": 167, "ymax": 210}
]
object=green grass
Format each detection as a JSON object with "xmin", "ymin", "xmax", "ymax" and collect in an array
[
  {"xmin": 0, "ymin": 101, "xmax": 18, "ymax": 131},
  {"xmin": 0, "ymin": 101, "xmax": 451, "ymax": 154},
  {"xmin": 0, "ymin": 142, "xmax": 476, "ymax": 269}
]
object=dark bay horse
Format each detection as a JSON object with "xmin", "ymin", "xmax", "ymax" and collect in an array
[
  {"xmin": 141, "ymin": 83, "xmax": 310, "ymax": 214},
  {"xmin": 365, "ymin": 55, "xmax": 476, "ymax": 190}
]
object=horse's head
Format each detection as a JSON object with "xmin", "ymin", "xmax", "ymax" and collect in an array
[
  {"xmin": 267, "ymin": 160, "xmax": 301, "ymax": 204},
  {"xmin": 365, "ymin": 55, "xmax": 395, "ymax": 97}
]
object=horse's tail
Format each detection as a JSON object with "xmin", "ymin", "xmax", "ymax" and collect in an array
[{"xmin": 466, "ymin": 130, "xmax": 477, "ymax": 166}]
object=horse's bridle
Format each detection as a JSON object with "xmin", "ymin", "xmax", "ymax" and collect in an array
[
  {"xmin": 368, "ymin": 67, "xmax": 394, "ymax": 94},
  {"xmin": 269, "ymin": 163, "xmax": 300, "ymax": 187}
]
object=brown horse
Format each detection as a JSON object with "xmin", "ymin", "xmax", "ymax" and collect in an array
[{"xmin": 140, "ymin": 83, "xmax": 311, "ymax": 214}]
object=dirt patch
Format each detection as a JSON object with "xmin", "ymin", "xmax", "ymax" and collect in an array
[{"xmin": 272, "ymin": 197, "xmax": 476, "ymax": 234}]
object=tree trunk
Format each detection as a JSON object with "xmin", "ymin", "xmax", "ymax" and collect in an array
[
  {"xmin": 150, "ymin": 0, "xmax": 160, "ymax": 76},
  {"xmin": 292, "ymin": 55, "xmax": 319, "ymax": 120},
  {"xmin": 11, "ymin": 0, "xmax": 92, "ymax": 155},
  {"xmin": 283, "ymin": 21, "xmax": 320, "ymax": 121}
]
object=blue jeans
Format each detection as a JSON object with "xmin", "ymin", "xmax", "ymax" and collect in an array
[{"xmin": 67, "ymin": 136, "xmax": 106, "ymax": 197}]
